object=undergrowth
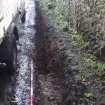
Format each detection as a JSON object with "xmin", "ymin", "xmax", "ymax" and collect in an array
[
  {"xmin": 41, "ymin": 0, "xmax": 105, "ymax": 77},
  {"xmin": 40, "ymin": 0, "xmax": 105, "ymax": 104}
]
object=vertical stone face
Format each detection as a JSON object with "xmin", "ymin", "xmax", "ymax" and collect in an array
[{"xmin": 60, "ymin": 0, "xmax": 105, "ymax": 43}]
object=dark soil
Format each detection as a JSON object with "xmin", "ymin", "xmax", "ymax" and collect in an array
[{"xmin": 35, "ymin": 1, "xmax": 88, "ymax": 105}]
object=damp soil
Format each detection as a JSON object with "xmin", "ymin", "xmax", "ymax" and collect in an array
[
  {"xmin": 35, "ymin": 1, "xmax": 88, "ymax": 105},
  {"xmin": 35, "ymin": 2, "xmax": 64, "ymax": 105}
]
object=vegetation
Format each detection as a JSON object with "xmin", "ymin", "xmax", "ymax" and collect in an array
[
  {"xmin": 41, "ymin": 0, "xmax": 67, "ymax": 30},
  {"xmin": 41, "ymin": 0, "xmax": 105, "ymax": 77},
  {"xmin": 40, "ymin": 0, "xmax": 105, "ymax": 104}
]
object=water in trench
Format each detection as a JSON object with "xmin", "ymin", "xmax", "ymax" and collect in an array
[{"xmin": 15, "ymin": 0, "xmax": 36, "ymax": 104}]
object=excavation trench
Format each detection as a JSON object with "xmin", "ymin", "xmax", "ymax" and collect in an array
[
  {"xmin": 35, "ymin": 2, "xmax": 67, "ymax": 105},
  {"xmin": 35, "ymin": 1, "xmax": 65, "ymax": 78}
]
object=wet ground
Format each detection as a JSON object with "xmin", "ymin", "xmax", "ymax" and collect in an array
[
  {"xmin": 15, "ymin": 0, "xmax": 36, "ymax": 104},
  {"xmin": 0, "ymin": 0, "xmax": 36, "ymax": 104},
  {"xmin": 35, "ymin": 2, "xmax": 68, "ymax": 105}
]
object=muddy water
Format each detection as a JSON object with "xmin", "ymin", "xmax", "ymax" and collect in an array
[{"xmin": 15, "ymin": 0, "xmax": 36, "ymax": 104}]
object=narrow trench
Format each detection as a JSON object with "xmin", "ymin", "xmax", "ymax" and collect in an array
[
  {"xmin": 35, "ymin": 8, "xmax": 48, "ymax": 74},
  {"xmin": 35, "ymin": 2, "xmax": 65, "ymax": 105}
]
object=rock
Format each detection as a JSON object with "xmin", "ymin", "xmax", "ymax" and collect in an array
[{"xmin": 96, "ymin": 44, "xmax": 105, "ymax": 61}]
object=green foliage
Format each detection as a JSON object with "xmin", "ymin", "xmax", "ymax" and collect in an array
[
  {"xmin": 42, "ymin": 0, "xmax": 105, "ymax": 78},
  {"xmin": 84, "ymin": 91, "xmax": 96, "ymax": 104},
  {"xmin": 72, "ymin": 34, "xmax": 86, "ymax": 46},
  {"xmin": 70, "ymin": 32, "xmax": 105, "ymax": 76},
  {"xmin": 41, "ymin": 0, "xmax": 67, "ymax": 30},
  {"xmin": 84, "ymin": 54, "xmax": 96, "ymax": 65},
  {"xmin": 84, "ymin": 92, "xmax": 94, "ymax": 98},
  {"xmin": 68, "ymin": 32, "xmax": 90, "ymax": 49},
  {"xmin": 93, "ymin": 63, "xmax": 105, "ymax": 76},
  {"xmin": 67, "ymin": 32, "xmax": 105, "ymax": 78},
  {"xmin": 84, "ymin": 54, "xmax": 105, "ymax": 77},
  {"xmin": 41, "ymin": 0, "xmax": 49, "ymax": 9}
]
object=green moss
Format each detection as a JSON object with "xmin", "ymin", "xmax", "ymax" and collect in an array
[
  {"xmin": 71, "ymin": 32, "xmax": 89, "ymax": 48},
  {"xmin": 84, "ymin": 92, "xmax": 95, "ymax": 98},
  {"xmin": 93, "ymin": 63, "xmax": 105, "ymax": 76},
  {"xmin": 84, "ymin": 91, "xmax": 96, "ymax": 104},
  {"xmin": 41, "ymin": 0, "xmax": 67, "ymax": 30}
]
